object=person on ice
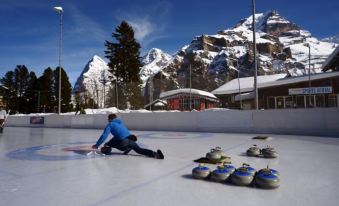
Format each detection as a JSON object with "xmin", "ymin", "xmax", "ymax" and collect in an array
[
  {"xmin": 92, "ymin": 113, "xmax": 164, "ymax": 159},
  {"xmin": 0, "ymin": 105, "xmax": 7, "ymax": 133}
]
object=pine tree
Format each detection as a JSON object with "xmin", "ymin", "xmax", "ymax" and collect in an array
[
  {"xmin": 0, "ymin": 66, "xmax": 74, "ymax": 114},
  {"xmin": 38, "ymin": 67, "xmax": 54, "ymax": 112},
  {"xmin": 0, "ymin": 65, "xmax": 35, "ymax": 113},
  {"xmin": 23, "ymin": 71, "xmax": 39, "ymax": 113},
  {"xmin": 14, "ymin": 65, "xmax": 31, "ymax": 113},
  {"xmin": 0, "ymin": 71, "xmax": 15, "ymax": 113},
  {"xmin": 105, "ymin": 21, "xmax": 144, "ymax": 109},
  {"xmin": 54, "ymin": 67, "xmax": 72, "ymax": 112}
]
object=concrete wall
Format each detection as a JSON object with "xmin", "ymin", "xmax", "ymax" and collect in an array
[{"xmin": 5, "ymin": 108, "xmax": 339, "ymax": 137}]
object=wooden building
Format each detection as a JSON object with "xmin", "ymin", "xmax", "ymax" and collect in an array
[
  {"xmin": 159, "ymin": 88, "xmax": 219, "ymax": 111},
  {"xmin": 260, "ymin": 72, "xmax": 339, "ymax": 109},
  {"xmin": 212, "ymin": 46, "xmax": 339, "ymax": 109},
  {"xmin": 144, "ymin": 99, "xmax": 167, "ymax": 111}
]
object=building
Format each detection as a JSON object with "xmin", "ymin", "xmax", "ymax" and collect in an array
[
  {"xmin": 144, "ymin": 99, "xmax": 167, "ymax": 111},
  {"xmin": 212, "ymin": 46, "xmax": 339, "ymax": 109},
  {"xmin": 322, "ymin": 46, "xmax": 339, "ymax": 72},
  {"xmin": 212, "ymin": 74, "xmax": 286, "ymax": 109},
  {"xmin": 159, "ymin": 88, "xmax": 219, "ymax": 111},
  {"xmin": 260, "ymin": 72, "xmax": 339, "ymax": 109}
]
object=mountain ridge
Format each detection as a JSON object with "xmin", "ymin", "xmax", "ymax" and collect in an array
[{"xmin": 73, "ymin": 10, "xmax": 337, "ymax": 107}]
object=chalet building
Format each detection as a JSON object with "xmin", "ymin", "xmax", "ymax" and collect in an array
[
  {"xmin": 159, "ymin": 88, "xmax": 219, "ymax": 111},
  {"xmin": 144, "ymin": 99, "xmax": 167, "ymax": 111},
  {"xmin": 212, "ymin": 46, "xmax": 339, "ymax": 109}
]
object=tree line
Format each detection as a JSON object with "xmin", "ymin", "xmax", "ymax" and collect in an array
[
  {"xmin": 0, "ymin": 65, "xmax": 72, "ymax": 114},
  {"xmin": 0, "ymin": 21, "xmax": 144, "ymax": 113}
]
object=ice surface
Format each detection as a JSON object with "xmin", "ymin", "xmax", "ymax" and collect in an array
[{"xmin": 1, "ymin": 127, "xmax": 339, "ymax": 206}]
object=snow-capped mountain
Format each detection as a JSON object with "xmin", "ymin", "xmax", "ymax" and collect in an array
[
  {"xmin": 322, "ymin": 34, "xmax": 339, "ymax": 44},
  {"xmin": 143, "ymin": 10, "xmax": 337, "ymax": 103},
  {"xmin": 73, "ymin": 50, "xmax": 171, "ymax": 106},
  {"xmin": 140, "ymin": 48, "xmax": 172, "ymax": 86},
  {"xmin": 73, "ymin": 55, "xmax": 112, "ymax": 108},
  {"xmin": 73, "ymin": 11, "xmax": 337, "ymax": 107}
]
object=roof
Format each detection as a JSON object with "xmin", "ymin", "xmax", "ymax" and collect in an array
[
  {"xmin": 234, "ymin": 92, "xmax": 255, "ymax": 101},
  {"xmin": 212, "ymin": 74, "xmax": 287, "ymax": 95},
  {"xmin": 144, "ymin": 99, "xmax": 167, "ymax": 108},
  {"xmin": 160, "ymin": 88, "xmax": 218, "ymax": 100},
  {"xmin": 322, "ymin": 46, "xmax": 339, "ymax": 71},
  {"xmin": 212, "ymin": 71, "xmax": 339, "ymax": 95},
  {"xmin": 260, "ymin": 71, "xmax": 339, "ymax": 88}
]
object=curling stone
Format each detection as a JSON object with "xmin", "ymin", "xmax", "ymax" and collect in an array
[
  {"xmin": 210, "ymin": 165, "xmax": 231, "ymax": 182},
  {"xmin": 206, "ymin": 147, "xmax": 225, "ymax": 161},
  {"xmin": 246, "ymin": 144, "xmax": 261, "ymax": 157},
  {"xmin": 238, "ymin": 163, "xmax": 256, "ymax": 176},
  {"xmin": 206, "ymin": 148, "xmax": 221, "ymax": 161},
  {"xmin": 223, "ymin": 163, "xmax": 236, "ymax": 174},
  {"xmin": 214, "ymin": 147, "xmax": 226, "ymax": 157},
  {"xmin": 257, "ymin": 165, "xmax": 280, "ymax": 177},
  {"xmin": 261, "ymin": 146, "xmax": 278, "ymax": 158},
  {"xmin": 231, "ymin": 166, "xmax": 254, "ymax": 186},
  {"xmin": 192, "ymin": 163, "xmax": 210, "ymax": 179},
  {"xmin": 255, "ymin": 166, "xmax": 280, "ymax": 189}
]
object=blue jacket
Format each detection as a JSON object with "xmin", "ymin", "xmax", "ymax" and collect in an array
[{"xmin": 95, "ymin": 119, "xmax": 131, "ymax": 147}]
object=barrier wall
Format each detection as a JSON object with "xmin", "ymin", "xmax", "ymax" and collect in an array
[{"xmin": 5, "ymin": 108, "xmax": 339, "ymax": 137}]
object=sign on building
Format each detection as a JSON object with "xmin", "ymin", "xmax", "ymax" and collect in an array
[{"xmin": 289, "ymin": 86, "xmax": 333, "ymax": 95}]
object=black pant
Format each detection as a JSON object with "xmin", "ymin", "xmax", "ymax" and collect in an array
[
  {"xmin": 0, "ymin": 119, "xmax": 4, "ymax": 133},
  {"xmin": 105, "ymin": 136, "xmax": 155, "ymax": 158}
]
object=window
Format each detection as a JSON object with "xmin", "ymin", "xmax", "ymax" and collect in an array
[
  {"xmin": 295, "ymin": 96, "xmax": 305, "ymax": 108},
  {"xmin": 267, "ymin": 96, "xmax": 275, "ymax": 109},
  {"xmin": 328, "ymin": 94, "xmax": 337, "ymax": 107},
  {"xmin": 285, "ymin": 96, "xmax": 294, "ymax": 108},
  {"xmin": 276, "ymin": 97, "xmax": 284, "ymax": 109}
]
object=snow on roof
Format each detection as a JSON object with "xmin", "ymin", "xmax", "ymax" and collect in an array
[
  {"xmin": 234, "ymin": 92, "xmax": 255, "ymax": 101},
  {"xmin": 160, "ymin": 88, "xmax": 218, "ymax": 99},
  {"xmin": 212, "ymin": 71, "xmax": 339, "ymax": 95},
  {"xmin": 154, "ymin": 102, "xmax": 166, "ymax": 107},
  {"xmin": 144, "ymin": 99, "xmax": 167, "ymax": 108},
  {"xmin": 322, "ymin": 46, "xmax": 339, "ymax": 71},
  {"xmin": 260, "ymin": 71, "xmax": 339, "ymax": 88},
  {"xmin": 212, "ymin": 74, "xmax": 287, "ymax": 95}
]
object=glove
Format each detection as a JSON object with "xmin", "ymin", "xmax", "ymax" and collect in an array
[{"xmin": 128, "ymin": 135, "xmax": 137, "ymax": 142}]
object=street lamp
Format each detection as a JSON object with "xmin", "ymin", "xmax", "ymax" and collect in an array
[
  {"xmin": 53, "ymin": 6, "xmax": 63, "ymax": 114},
  {"xmin": 304, "ymin": 43, "xmax": 312, "ymax": 107},
  {"xmin": 189, "ymin": 64, "xmax": 192, "ymax": 111},
  {"xmin": 149, "ymin": 76, "xmax": 153, "ymax": 111},
  {"xmin": 251, "ymin": 0, "xmax": 258, "ymax": 110}
]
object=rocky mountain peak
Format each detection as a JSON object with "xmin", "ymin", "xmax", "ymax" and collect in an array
[
  {"xmin": 233, "ymin": 10, "xmax": 300, "ymax": 37},
  {"xmin": 141, "ymin": 10, "xmax": 337, "ymax": 105},
  {"xmin": 140, "ymin": 48, "xmax": 172, "ymax": 85},
  {"xmin": 73, "ymin": 55, "xmax": 111, "ymax": 108},
  {"xmin": 260, "ymin": 10, "xmax": 300, "ymax": 36},
  {"xmin": 142, "ymin": 48, "xmax": 171, "ymax": 65},
  {"xmin": 73, "ymin": 10, "xmax": 337, "ymax": 108},
  {"xmin": 322, "ymin": 34, "xmax": 339, "ymax": 44}
]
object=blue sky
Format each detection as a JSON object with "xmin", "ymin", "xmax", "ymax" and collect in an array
[{"xmin": 0, "ymin": 0, "xmax": 338, "ymax": 86}]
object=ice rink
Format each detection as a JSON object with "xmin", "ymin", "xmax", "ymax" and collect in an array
[{"xmin": 1, "ymin": 126, "xmax": 339, "ymax": 206}]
